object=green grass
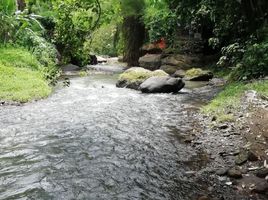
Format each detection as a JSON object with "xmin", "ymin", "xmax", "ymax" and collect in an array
[
  {"xmin": 0, "ymin": 46, "xmax": 52, "ymax": 103},
  {"xmin": 202, "ymin": 80, "xmax": 268, "ymax": 121},
  {"xmin": 0, "ymin": 46, "xmax": 41, "ymax": 70},
  {"xmin": 0, "ymin": 63, "xmax": 51, "ymax": 103}
]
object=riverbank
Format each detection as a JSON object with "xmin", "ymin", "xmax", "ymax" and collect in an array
[
  {"xmin": 203, "ymin": 79, "xmax": 268, "ymax": 122},
  {"xmin": 0, "ymin": 47, "xmax": 55, "ymax": 103},
  {"xmin": 183, "ymin": 84, "xmax": 268, "ymax": 199}
]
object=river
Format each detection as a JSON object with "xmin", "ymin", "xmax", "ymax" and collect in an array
[{"xmin": 0, "ymin": 65, "xmax": 248, "ymax": 200}]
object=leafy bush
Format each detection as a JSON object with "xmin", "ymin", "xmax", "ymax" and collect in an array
[
  {"xmin": 230, "ymin": 40, "xmax": 268, "ymax": 81},
  {"xmin": 0, "ymin": 0, "xmax": 17, "ymax": 43},
  {"xmin": 17, "ymin": 28, "xmax": 57, "ymax": 66},
  {"xmin": 143, "ymin": 1, "xmax": 177, "ymax": 44},
  {"xmin": 15, "ymin": 29, "xmax": 60, "ymax": 85},
  {"xmin": 0, "ymin": 0, "xmax": 44, "ymax": 44},
  {"xmin": 216, "ymin": 43, "xmax": 245, "ymax": 68},
  {"xmin": 54, "ymin": 0, "xmax": 101, "ymax": 66}
]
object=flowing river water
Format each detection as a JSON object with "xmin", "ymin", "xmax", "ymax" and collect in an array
[{"xmin": 0, "ymin": 65, "xmax": 244, "ymax": 199}]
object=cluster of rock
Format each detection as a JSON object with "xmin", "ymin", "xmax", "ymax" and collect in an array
[
  {"xmin": 116, "ymin": 53, "xmax": 214, "ymax": 93},
  {"xmin": 116, "ymin": 67, "xmax": 185, "ymax": 93},
  {"xmin": 215, "ymin": 148, "xmax": 268, "ymax": 194}
]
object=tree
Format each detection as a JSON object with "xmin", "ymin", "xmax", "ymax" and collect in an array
[{"xmin": 120, "ymin": 0, "xmax": 145, "ymax": 67}]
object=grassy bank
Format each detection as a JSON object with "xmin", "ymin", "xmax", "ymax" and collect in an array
[
  {"xmin": 202, "ymin": 80, "xmax": 268, "ymax": 122},
  {"xmin": 0, "ymin": 46, "xmax": 53, "ymax": 103}
]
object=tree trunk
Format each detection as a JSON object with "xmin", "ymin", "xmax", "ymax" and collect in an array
[
  {"xmin": 16, "ymin": 0, "xmax": 26, "ymax": 11},
  {"xmin": 122, "ymin": 16, "xmax": 145, "ymax": 67}
]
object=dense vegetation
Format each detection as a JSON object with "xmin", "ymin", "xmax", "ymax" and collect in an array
[{"xmin": 0, "ymin": 0, "xmax": 267, "ymax": 104}]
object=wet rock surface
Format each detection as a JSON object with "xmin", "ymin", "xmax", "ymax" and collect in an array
[{"xmin": 140, "ymin": 76, "xmax": 185, "ymax": 93}]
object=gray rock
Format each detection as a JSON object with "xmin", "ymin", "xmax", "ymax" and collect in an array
[
  {"xmin": 216, "ymin": 168, "xmax": 228, "ymax": 176},
  {"xmin": 248, "ymin": 150, "xmax": 259, "ymax": 162},
  {"xmin": 208, "ymin": 78, "xmax": 227, "ymax": 87},
  {"xmin": 139, "ymin": 54, "xmax": 162, "ymax": 70},
  {"xmin": 235, "ymin": 151, "xmax": 249, "ymax": 165},
  {"xmin": 140, "ymin": 76, "xmax": 185, "ymax": 93},
  {"xmin": 96, "ymin": 56, "xmax": 107, "ymax": 63},
  {"xmin": 160, "ymin": 65, "xmax": 178, "ymax": 75},
  {"xmin": 161, "ymin": 54, "xmax": 201, "ymax": 68},
  {"xmin": 252, "ymin": 180, "xmax": 268, "ymax": 194},
  {"xmin": 256, "ymin": 168, "xmax": 268, "ymax": 178},
  {"xmin": 173, "ymin": 69, "xmax": 186, "ymax": 78},
  {"xmin": 116, "ymin": 67, "xmax": 168, "ymax": 90},
  {"xmin": 227, "ymin": 167, "xmax": 243, "ymax": 179}
]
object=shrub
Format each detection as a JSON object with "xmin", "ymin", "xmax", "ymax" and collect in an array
[
  {"xmin": 17, "ymin": 28, "xmax": 57, "ymax": 66},
  {"xmin": 54, "ymin": 0, "xmax": 101, "ymax": 66},
  {"xmin": 230, "ymin": 40, "xmax": 268, "ymax": 81},
  {"xmin": 143, "ymin": 2, "xmax": 177, "ymax": 44}
]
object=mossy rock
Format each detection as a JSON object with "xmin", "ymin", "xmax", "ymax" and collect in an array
[
  {"xmin": 185, "ymin": 68, "xmax": 213, "ymax": 81},
  {"xmin": 116, "ymin": 67, "xmax": 168, "ymax": 90}
]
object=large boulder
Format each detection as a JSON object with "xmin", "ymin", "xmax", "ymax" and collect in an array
[
  {"xmin": 161, "ymin": 54, "xmax": 201, "ymax": 69},
  {"xmin": 116, "ymin": 67, "xmax": 168, "ymax": 90},
  {"xmin": 139, "ymin": 54, "xmax": 162, "ymax": 70},
  {"xmin": 185, "ymin": 68, "xmax": 213, "ymax": 81},
  {"xmin": 140, "ymin": 76, "xmax": 185, "ymax": 93}
]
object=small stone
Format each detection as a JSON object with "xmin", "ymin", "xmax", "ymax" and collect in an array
[
  {"xmin": 212, "ymin": 116, "xmax": 217, "ymax": 121},
  {"xmin": 218, "ymin": 124, "xmax": 229, "ymax": 130},
  {"xmin": 198, "ymin": 196, "xmax": 210, "ymax": 200},
  {"xmin": 256, "ymin": 168, "xmax": 268, "ymax": 178},
  {"xmin": 235, "ymin": 151, "xmax": 249, "ymax": 165},
  {"xmin": 228, "ymin": 168, "xmax": 243, "ymax": 179},
  {"xmin": 248, "ymin": 150, "xmax": 259, "ymax": 161},
  {"xmin": 183, "ymin": 136, "xmax": 194, "ymax": 143},
  {"xmin": 252, "ymin": 181, "xmax": 268, "ymax": 194},
  {"xmin": 225, "ymin": 182, "xmax": 233, "ymax": 186},
  {"xmin": 216, "ymin": 168, "xmax": 228, "ymax": 176},
  {"xmin": 184, "ymin": 171, "xmax": 196, "ymax": 175}
]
